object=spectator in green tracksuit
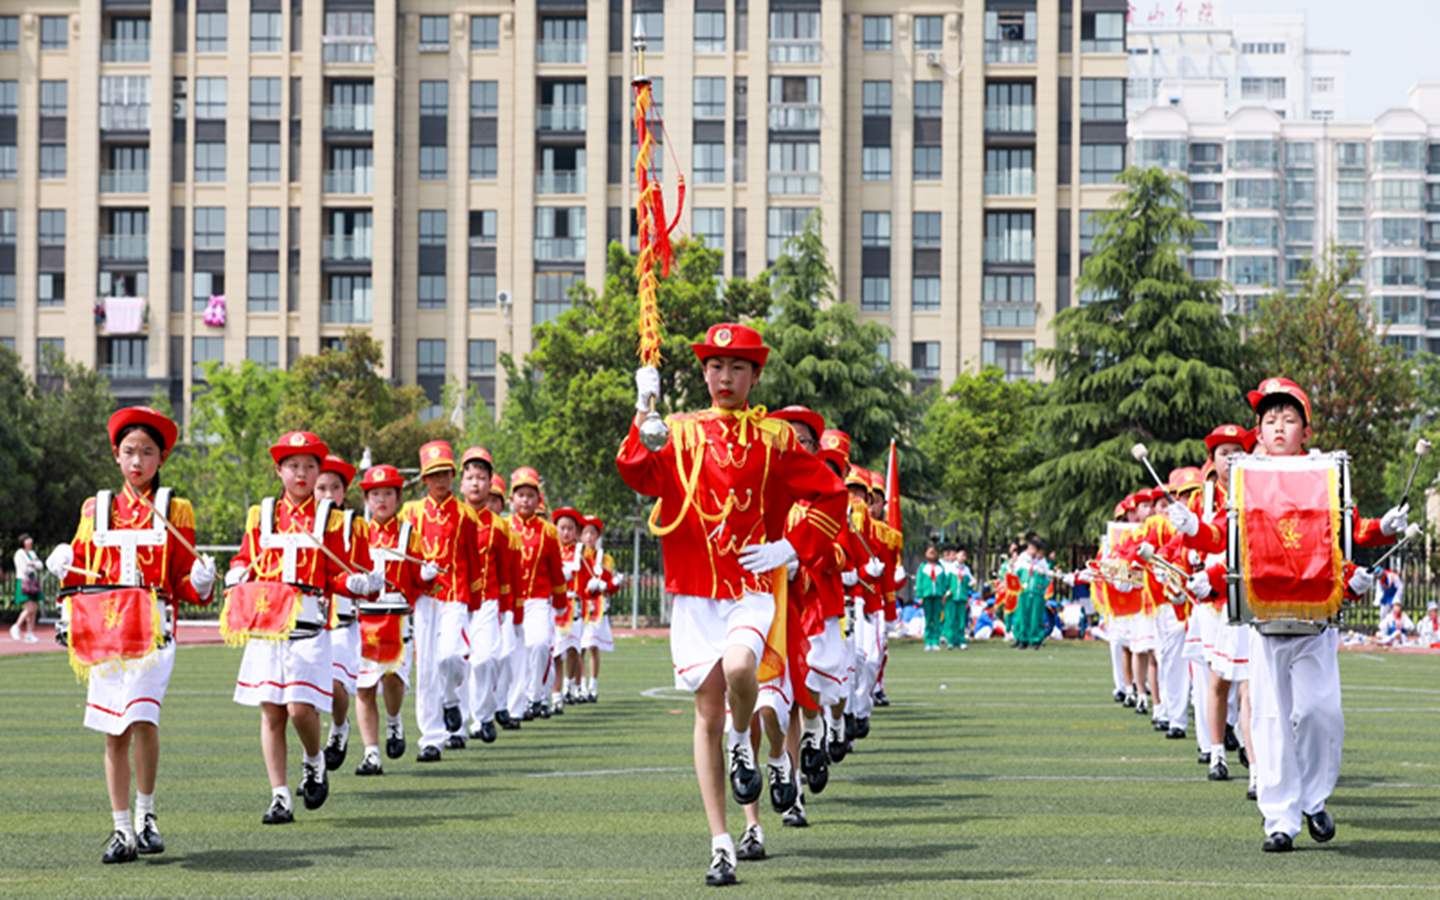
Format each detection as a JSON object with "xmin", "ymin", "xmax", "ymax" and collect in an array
[
  {"xmin": 914, "ymin": 543, "xmax": 948, "ymax": 651},
  {"xmin": 942, "ymin": 546, "xmax": 973, "ymax": 650},
  {"xmin": 1014, "ymin": 536, "xmax": 1052, "ymax": 649}
]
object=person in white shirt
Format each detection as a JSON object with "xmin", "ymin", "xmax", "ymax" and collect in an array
[
  {"xmin": 11, "ymin": 535, "xmax": 44, "ymax": 643},
  {"xmin": 1417, "ymin": 601, "xmax": 1440, "ymax": 645},
  {"xmin": 1375, "ymin": 605, "xmax": 1415, "ymax": 647}
]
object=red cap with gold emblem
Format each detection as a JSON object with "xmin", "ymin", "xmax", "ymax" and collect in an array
[
  {"xmin": 1204, "ymin": 423, "xmax": 1256, "ymax": 454},
  {"xmin": 270, "ymin": 431, "xmax": 329, "ymax": 465},
  {"xmin": 1168, "ymin": 466, "xmax": 1204, "ymax": 495},
  {"xmin": 551, "ymin": 506, "xmax": 583, "ymax": 527},
  {"xmin": 583, "ymin": 515, "xmax": 605, "ymax": 534},
  {"xmin": 1247, "ymin": 377, "xmax": 1312, "ymax": 426},
  {"xmin": 490, "ymin": 473, "xmax": 506, "ymax": 496},
  {"xmin": 108, "ymin": 406, "xmax": 179, "ymax": 452},
  {"xmin": 418, "ymin": 440, "xmax": 455, "ymax": 476},
  {"xmin": 1121, "ymin": 494, "xmax": 1138, "ymax": 512},
  {"xmin": 845, "ymin": 466, "xmax": 871, "ymax": 489},
  {"xmin": 866, "ymin": 469, "xmax": 885, "ymax": 496},
  {"xmin": 510, "ymin": 466, "xmax": 542, "ymax": 493},
  {"xmin": 1114, "ymin": 502, "xmax": 1127, "ymax": 521},
  {"xmin": 770, "ymin": 405, "xmax": 825, "ymax": 443},
  {"xmin": 1136, "ymin": 487, "xmax": 1161, "ymax": 504},
  {"xmin": 321, "ymin": 453, "xmax": 356, "ymax": 488},
  {"xmin": 460, "ymin": 446, "xmax": 494, "ymax": 470},
  {"xmin": 818, "ymin": 429, "xmax": 851, "ymax": 470},
  {"xmin": 361, "ymin": 464, "xmax": 404, "ymax": 492},
  {"xmin": 691, "ymin": 322, "xmax": 769, "ymax": 370}
]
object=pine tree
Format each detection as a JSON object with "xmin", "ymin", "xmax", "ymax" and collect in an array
[{"xmin": 1031, "ymin": 167, "xmax": 1248, "ymax": 545}]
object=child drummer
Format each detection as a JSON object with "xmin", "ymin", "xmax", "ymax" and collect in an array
[
  {"xmin": 48, "ymin": 407, "xmax": 216, "ymax": 863},
  {"xmin": 315, "ymin": 453, "xmax": 366, "ymax": 772}
]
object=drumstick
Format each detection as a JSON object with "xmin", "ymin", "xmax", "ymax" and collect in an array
[
  {"xmin": 132, "ymin": 489, "xmax": 205, "ymax": 561},
  {"xmin": 295, "ymin": 526, "xmax": 363, "ymax": 576},
  {"xmin": 1369, "ymin": 523, "xmax": 1422, "ymax": 573},
  {"xmin": 1398, "ymin": 439, "xmax": 1432, "ymax": 509},
  {"xmin": 68, "ymin": 564, "xmax": 105, "ymax": 579},
  {"xmin": 1130, "ymin": 444, "xmax": 1176, "ymax": 504}
]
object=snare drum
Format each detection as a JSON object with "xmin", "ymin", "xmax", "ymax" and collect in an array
[
  {"xmin": 58, "ymin": 585, "xmax": 172, "ymax": 678},
  {"xmin": 221, "ymin": 581, "xmax": 329, "ymax": 645},
  {"xmin": 357, "ymin": 591, "xmax": 412, "ymax": 616},
  {"xmin": 1226, "ymin": 451, "xmax": 1351, "ymax": 634},
  {"xmin": 332, "ymin": 594, "xmax": 357, "ymax": 627}
]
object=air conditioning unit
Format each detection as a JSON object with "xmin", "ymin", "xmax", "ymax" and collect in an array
[
  {"xmin": 925, "ymin": 50, "xmax": 943, "ymax": 67},
  {"xmin": 497, "ymin": 290, "xmax": 513, "ymax": 311}
]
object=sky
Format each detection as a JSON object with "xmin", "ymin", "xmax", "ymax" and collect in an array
[{"xmin": 1230, "ymin": 0, "xmax": 1440, "ymax": 119}]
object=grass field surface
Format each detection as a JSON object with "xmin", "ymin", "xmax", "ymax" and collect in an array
[{"xmin": 1, "ymin": 636, "xmax": 1437, "ymax": 899}]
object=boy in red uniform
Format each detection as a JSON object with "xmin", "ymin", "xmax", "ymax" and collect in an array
[
  {"xmin": 617, "ymin": 323, "xmax": 848, "ymax": 886},
  {"xmin": 315, "ymin": 453, "xmax": 368, "ymax": 772},
  {"xmin": 507, "ymin": 467, "xmax": 568, "ymax": 720},
  {"xmin": 458, "ymin": 446, "xmax": 513, "ymax": 743}
]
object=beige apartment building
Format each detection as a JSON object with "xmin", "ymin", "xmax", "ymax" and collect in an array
[{"xmin": 0, "ymin": 0, "xmax": 1125, "ymax": 421}]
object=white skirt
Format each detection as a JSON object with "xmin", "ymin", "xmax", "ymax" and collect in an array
[
  {"xmin": 1210, "ymin": 621, "xmax": 1251, "ymax": 682},
  {"xmin": 1127, "ymin": 612, "xmax": 1159, "ymax": 653},
  {"xmin": 553, "ymin": 605, "xmax": 582, "ymax": 656},
  {"xmin": 755, "ymin": 664, "xmax": 794, "ymax": 730},
  {"xmin": 84, "ymin": 642, "xmax": 176, "ymax": 736},
  {"xmin": 330, "ymin": 621, "xmax": 360, "ymax": 694},
  {"xmin": 670, "ymin": 592, "xmax": 775, "ymax": 693},
  {"xmin": 805, "ymin": 616, "xmax": 848, "ymax": 707},
  {"xmin": 234, "ymin": 634, "xmax": 334, "ymax": 712},
  {"xmin": 357, "ymin": 638, "xmax": 412, "ymax": 689},
  {"xmin": 581, "ymin": 615, "xmax": 614, "ymax": 652}
]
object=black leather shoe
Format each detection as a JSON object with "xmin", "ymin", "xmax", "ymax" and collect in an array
[
  {"xmin": 1306, "ymin": 809, "xmax": 1336, "ymax": 843},
  {"xmin": 301, "ymin": 762, "xmax": 329, "ymax": 810},
  {"xmin": 736, "ymin": 824, "xmax": 766, "ymax": 861},
  {"xmin": 1113, "ymin": 688, "xmax": 1127, "ymax": 703},
  {"xmin": 262, "ymin": 796, "xmax": 294, "ymax": 825},
  {"xmin": 844, "ymin": 713, "xmax": 857, "ymax": 745},
  {"xmin": 1224, "ymin": 724, "xmax": 1240, "ymax": 752},
  {"xmin": 705, "ymin": 848, "xmax": 737, "ymax": 886},
  {"xmin": 873, "ymin": 689, "xmax": 890, "ymax": 707},
  {"xmin": 538, "ymin": 703, "xmax": 552, "ymax": 720},
  {"xmin": 782, "ymin": 795, "xmax": 808, "ymax": 828},
  {"xmin": 855, "ymin": 716, "xmax": 871, "ymax": 740},
  {"xmin": 1262, "ymin": 832, "xmax": 1293, "ymax": 853},
  {"xmin": 1239, "ymin": 745, "xmax": 1250, "ymax": 769},
  {"xmin": 102, "ymin": 829, "xmax": 138, "ymax": 864},
  {"xmin": 1208, "ymin": 759, "xmax": 1229, "ymax": 781},
  {"xmin": 416, "ymin": 745, "xmax": 442, "ymax": 763},
  {"xmin": 444, "ymin": 734, "xmax": 466, "ymax": 750},
  {"xmin": 728, "ymin": 743, "xmax": 763, "ymax": 806},
  {"xmin": 1153, "ymin": 718, "xmax": 1169, "ymax": 732},
  {"xmin": 324, "ymin": 733, "xmax": 348, "ymax": 772},
  {"xmin": 495, "ymin": 709, "xmax": 512, "ymax": 727},
  {"xmin": 442, "ymin": 705, "xmax": 462, "ymax": 733},
  {"xmin": 500, "ymin": 716, "xmax": 522, "ymax": 731},
  {"xmin": 355, "ymin": 756, "xmax": 384, "ymax": 776},
  {"xmin": 799, "ymin": 732, "xmax": 826, "ymax": 779},
  {"xmin": 135, "ymin": 813, "xmax": 164, "ymax": 855},
  {"xmin": 1246, "ymin": 786, "xmax": 1257, "ymax": 801},
  {"xmin": 1166, "ymin": 726, "xmax": 1187, "ymax": 740},
  {"xmin": 386, "ymin": 731, "xmax": 406, "ymax": 760},
  {"xmin": 827, "ymin": 727, "xmax": 848, "ymax": 764},
  {"xmin": 521, "ymin": 704, "xmax": 536, "ymax": 722},
  {"xmin": 768, "ymin": 752, "xmax": 798, "ymax": 813},
  {"xmin": 478, "ymin": 719, "xmax": 497, "ymax": 744},
  {"xmin": 1198, "ymin": 751, "xmax": 1211, "ymax": 765}
]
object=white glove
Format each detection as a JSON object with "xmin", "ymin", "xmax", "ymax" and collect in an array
[
  {"xmin": 420, "ymin": 561, "xmax": 440, "ymax": 582},
  {"xmin": 190, "ymin": 555, "xmax": 217, "ymax": 599},
  {"xmin": 737, "ymin": 538, "xmax": 798, "ymax": 575},
  {"xmin": 562, "ymin": 558, "xmax": 581, "ymax": 579},
  {"xmin": 1187, "ymin": 550, "xmax": 1203, "ymax": 568},
  {"xmin": 893, "ymin": 563, "xmax": 907, "ymax": 583},
  {"xmin": 1187, "ymin": 570, "xmax": 1212, "ymax": 600},
  {"xmin": 1062, "ymin": 573, "xmax": 1076, "ymax": 587},
  {"xmin": 1168, "ymin": 502, "xmax": 1200, "ymax": 537},
  {"xmin": 45, "ymin": 544, "xmax": 73, "ymax": 579},
  {"xmin": 786, "ymin": 558, "xmax": 799, "ymax": 580},
  {"xmin": 1380, "ymin": 504, "xmax": 1409, "ymax": 537},
  {"xmin": 567, "ymin": 590, "xmax": 579, "ymax": 601},
  {"xmin": 611, "ymin": 571, "xmax": 626, "ymax": 588},
  {"xmin": 1348, "ymin": 567, "xmax": 1375, "ymax": 596},
  {"xmin": 842, "ymin": 569, "xmax": 859, "ymax": 587},
  {"xmin": 367, "ymin": 569, "xmax": 386, "ymax": 594},
  {"xmin": 587, "ymin": 577, "xmax": 606, "ymax": 595},
  {"xmin": 346, "ymin": 572, "xmax": 375, "ymax": 596},
  {"xmin": 225, "ymin": 566, "xmax": 249, "ymax": 588},
  {"xmin": 865, "ymin": 557, "xmax": 884, "ymax": 579},
  {"xmin": 635, "ymin": 365, "xmax": 661, "ymax": 413}
]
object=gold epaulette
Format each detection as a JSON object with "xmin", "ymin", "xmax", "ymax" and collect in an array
[{"xmin": 245, "ymin": 505, "xmax": 262, "ymax": 534}]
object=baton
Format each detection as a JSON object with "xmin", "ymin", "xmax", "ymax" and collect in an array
[
  {"xmin": 1130, "ymin": 444, "xmax": 1175, "ymax": 504},
  {"xmin": 1398, "ymin": 439, "xmax": 1432, "ymax": 510}
]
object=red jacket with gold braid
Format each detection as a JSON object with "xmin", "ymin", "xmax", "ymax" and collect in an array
[
  {"xmin": 65, "ymin": 484, "xmax": 210, "ymax": 614},
  {"xmin": 468, "ymin": 505, "xmax": 514, "ymax": 611},
  {"xmin": 230, "ymin": 494, "xmax": 355, "ymax": 596},
  {"xmin": 400, "ymin": 493, "xmax": 485, "ymax": 610},
  {"xmin": 508, "ymin": 512, "xmax": 568, "ymax": 608},
  {"xmin": 578, "ymin": 546, "xmax": 617, "ymax": 622},
  {"xmin": 366, "ymin": 515, "xmax": 427, "ymax": 608},
  {"xmin": 785, "ymin": 500, "xmax": 849, "ymax": 622},
  {"xmin": 617, "ymin": 406, "xmax": 848, "ymax": 601}
]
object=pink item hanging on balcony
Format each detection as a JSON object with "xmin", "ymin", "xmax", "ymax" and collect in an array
[{"xmin": 203, "ymin": 294, "xmax": 227, "ymax": 327}]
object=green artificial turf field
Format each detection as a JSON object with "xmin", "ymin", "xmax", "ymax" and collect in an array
[{"xmin": 1, "ymin": 636, "xmax": 1437, "ymax": 899}]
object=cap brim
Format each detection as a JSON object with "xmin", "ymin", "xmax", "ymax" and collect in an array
[{"xmin": 691, "ymin": 343, "xmax": 769, "ymax": 369}]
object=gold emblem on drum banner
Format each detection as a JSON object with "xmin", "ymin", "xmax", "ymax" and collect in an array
[
  {"xmin": 365, "ymin": 629, "xmax": 380, "ymax": 646},
  {"xmin": 102, "ymin": 595, "xmax": 123, "ymax": 630},
  {"xmin": 253, "ymin": 588, "xmax": 271, "ymax": 614},
  {"xmin": 1276, "ymin": 516, "xmax": 1302, "ymax": 550}
]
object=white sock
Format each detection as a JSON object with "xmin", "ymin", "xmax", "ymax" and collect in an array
[
  {"xmin": 331, "ymin": 720, "xmax": 349, "ymax": 741},
  {"xmin": 588, "ymin": 677, "xmax": 598, "ymax": 692},
  {"xmin": 112, "ymin": 809, "xmax": 134, "ymax": 838},
  {"xmin": 711, "ymin": 833, "xmax": 736, "ymax": 858},
  {"xmin": 828, "ymin": 713, "xmax": 844, "ymax": 733},
  {"xmin": 385, "ymin": 713, "xmax": 402, "ymax": 729},
  {"xmin": 769, "ymin": 750, "xmax": 792, "ymax": 778},
  {"xmin": 728, "ymin": 726, "xmax": 751, "ymax": 750},
  {"xmin": 135, "ymin": 791, "xmax": 154, "ymax": 819},
  {"xmin": 552, "ymin": 691, "xmax": 563, "ymax": 705},
  {"xmin": 364, "ymin": 744, "xmax": 381, "ymax": 761},
  {"xmin": 1214, "ymin": 747, "xmax": 1226, "ymax": 764},
  {"xmin": 272, "ymin": 786, "xmax": 292, "ymax": 808},
  {"xmin": 803, "ymin": 713, "xmax": 823, "ymax": 739},
  {"xmin": 302, "ymin": 751, "xmax": 323, "ymax": 771}
]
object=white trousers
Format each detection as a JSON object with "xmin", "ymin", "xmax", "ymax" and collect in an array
[
  {"xmin": 1190, "ymin": 662, "xmax": 1211, "ymax": 752},
  {"xmin": 521, "ymin": 598, "xmax": 554, "ymax": 706},
  {"xmin": 1109, "ymin": 634, "xmax": 1128, "ymax": 692},
  {"xmin": 412, "ymin": 596, "xmax": 470, "ymax": 750},
  {"xmin": 467, "ymin": 600, "xmax": 502, "ymax": 726},
  {"xmin": 502, "ymin": 618, "xmax": 528, "ymax": 717},
  {"xmin": 851, "ymin": 606, "xmax": 883, "ymax": 719},
  {"xmin": 1156, "ymin": 605, "xmax": 1189, "ymax": 729},
  {"xmin": 1250, "ymin": 627, "xmax": 1344, "ymax": 838}
]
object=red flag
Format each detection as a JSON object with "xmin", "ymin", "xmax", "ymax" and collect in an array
[
  {"xmin": 67, "ymin": 588, "xmax": 164, "ymax": 680},
  {"xmin": 885, "ymin": 439, "xmax": 902, "ymax": 531}
]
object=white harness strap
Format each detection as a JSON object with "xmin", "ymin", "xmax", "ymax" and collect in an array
[
  {"xmin": 368, "ymin": 521, "xmax": 411, "ymax": 606},
  {"xmin": 93, "ymin": 488, "xmax": 171, "ymax": 587},
  {"xmin": 259, "ymin": 497, "xmax": 336, "ymax": 584}
]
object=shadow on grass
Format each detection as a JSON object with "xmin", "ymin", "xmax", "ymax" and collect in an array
[
  {"xmin": 778, "ymin": 867, "xmax": 1030, "ymax": 886},
  {"xmin": 1332, "ymin": 840, "xmax": 1440, "ymax": 861},
  {"xmin": 824, "ymin": 793, "xmax": 987, "ymax": 810},
  {"xmin": 322, "ymin": 811, "xmax": 509, "ymax": 830},
  {"xmin": 177, "ymin": 846, "xmax": 364, "ymax": 873},
  {"xmin": 796, "ymin": 842, "xmax": 977, "ymax": 862}
]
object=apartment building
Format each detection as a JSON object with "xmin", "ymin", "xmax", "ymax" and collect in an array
[
  {"xmin": 0, "ymin": 0, "xmax": 1128, "ymax": 421},
  {"xmin": 1129, "ymin": 80, "xmax": 1440, "ymax": 356}
]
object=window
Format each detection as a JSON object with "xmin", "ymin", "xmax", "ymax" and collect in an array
[
  {"xmin": 40, "ymin": 16, "xmax": 68, "ymax": 49},
  {"xmin": 1079, "ymin": 79, "xmax": 1124, "ymax": 120},
  {"xmin": 470, "ymin": 145, "xmax": 497, "ymax": 179},
  {"xmin": 1226, "ymin": 256, "xmax": 1278, "ymax": 286},
  {"xmin": 1191, "ymin": 258, "xmax": 1219, "ymax": 280},
  {"xmin": 196, "ymin": 12, "xmax": 226, "ymax": 52},
  {"xmin": 0, "ymin": 81, "xmax": 15, "ymax": 114},
  {"xmin": 325, "ymin": 12, "xmax": 375, "ymax": 62},
  {"xmin": 983, "ymin": 340, "xmax": 1034, "ymax": 381},
  {"xmin": 464, "ymin": 82, "xmax": 498, "ymax": 120},
  {"xmin": 985, "ymin": 148, "xmax": 1034, "ymax": 195},
  {"xmin": 914, "ymin": 146, "xmax": 942, "ymax": 181},
  {"xmin": 985, "ymin": 212, "xmax": 1034, "ymax": 262},
  {"xmin": 459, "ymin": 274, "xmax": 493, "ymax": 309},
  {"xmin": 1379, "ymin": 296, "xmax": 1422, "ymax": 326},
  {"xmin": 983, "ymin": 276, "xmax": 1036, "ymax": 327},
  {"xmin": 192, "ymin": 337, "xmax": 223, "ymax": 381},
  {"xmin": 535, "ymin": 271, "xmax": 579, "ymax": 323},
  {"xmin": 1312, "ymin": 77, "xmax": 1334, "ymax": 94},
  {"xmin": 39, "ymin": 145, "xmax": 65, "ymax": 179},
  {"xmin": 1227, "ymin": 178, "xmax": 1278, "ymax": 209},
  {"xmin": 862, "ymin": 81, "xmax": 891, "ymax": 117},
  {"xmin": 36, "ymin": 338, "xmax": 65, "ymax": 370},
  {"xmin": 863, "ymin": 16, "xmax": 891, "ymax": 51},
  {"xmin": 861, "ymin": 212, "xmax": 890, "ymax": 247},
  {"xmin": 420, "ymin": 81, "xmax": 448, "ymax": 117},
  {"xmin": 1080, "ymin": 12, "xmax": 1123, "ymax": 52},
  {"xmin": 325, "ymin": 274, "xmax": 372, "ymax": 322},
  {"xmin": 984, "ymin": 10, "xmax": 1036, "ymax": 63},
  {"xmin": 195, "ymin": 142, "xmax": 226, "ymax": 182},
  {"xmin": 769, "ymin": 10, "xmax": 819, "ymax": 63},
  {"xmin": 248, "ymin": 207, "xmax": 281, "ymax": 249},
  {"xmin": 1228, "ymin": 140, "xmax": 1277, "ymax": 170},
  {"xmin": 99, "ymin": 337, "xmax": 147, "ymax": 379},
  {"xmin": 861, "ymin": 277, "xmax": 890, "ymax": 312},
  {"xmin": 39, "ymin": 81, "xmax": 66, "ymax": 116},
  {"xmin": 1285, "ymin": 218, "xmax": 1314, "ymax": 244},
  {"xmin": 1374, "ymin": 218, "xmax": 1422, "ymax": 249},
  {"xmin": 417, "ymin": 340, "xmax": 446, "ymax": 382},
  {"xmin": 693, "ymin": 208, "xmax": 725, "ymax": 250},
  {"xmin": 862, "ymin": 147, "xmax": 891, "ymax": 181},
  {"xmin": 535, "ymin": 207, "xmax": 585, "ymax": 259},
  {"xmin": 190, "ymin": 209, "xmax": 224, "ymax": 250},
  {"xmin": 912, "ymin": 277, "xmax": 941, "ymax": 312},
  {"xmin": 768, "ymin": 75, "xmax": 819, "ymax": 129},
  {"xmin": 248, "ymin": 271, "xmax": 280, "ymax": 312},
  {"xmin": 250, "ymin": 77, "xmax": 281, "ymax": 119},
  {"xmin": 1335, "ymin": 142, "xmax": 1366, "ymax": 169},
  {"xmin": 1240, "ymin": 77, "xmax": 1286, "ymax": 101},
  {"xmin": 418, "ymin": 274, "xmax": 446, "ymax": 309},
  {"xmin": 37, "ymin": 273, "xmax": 65, "ymax": 306},
  {"xmin": 695, "ymin": 10, "xmax": 726, "ymax": 52},
  {"xmin": 419, "ymin": 146, "xmax": 447, "ymax": 180},
  {"xmin": 419, "ymin": 16, "xmax": 448, "ymax": 51},
  {"xmin": 1079, "ymin": 144, "xmax": 1123, "ymax": 184},
  {"xmin": 192, "ymin": 271, "xmax": 223, "ymax": 312},
  {"xmin": 249, "ymin": 142, "xmax": 280, "ymax": 182},
  {"xmin": 0, "ymin": 275, "xmax": 13, "ymax": 308},
  {"xmin": 468, "ymin": 339, "xmax": 496, "ymax": 376},
  {"xmin": 0, "ymin": 17, "xmax": 17, "ymax": 50},
  {"xmin": 418, "ymin": 210, "xmax": 447, "ymax": 245},
  {"xmin": 195, "ymin": 77, "xmax": 226, "ymax": 119},
  {"xmin": 1375, "ymin": 257, "xmax": 1423, "ymax": 287},
  {"xmin": 767, "ymin": 207, "xmax": 813, "ymax": 263},
  {"xmin": 914, "ymin": 212, "xmax": 941, "ymax": 246},
  {"xmin": 911, "ymin": 342, "xmax": 940, "ymax": 377},
  {"xmin": 768, "ymin": 141, "xmax": 819, "ymax": 194},
  {"xmin": 1228, "ymin": 217, "xmax": 1278, "ymax": 248},
  {"xmin": 1376, "ymin": 140, "xmax": 1424, "ymax": 171},
  {"xmin": 634, "ymin": 11, "xmax": 664, "ymax": 52},
  {"xmin": 694, "ymin": 78, "xmax": 725, "ymax": 118},
  {"xmin": 1134, "ymin": 139, "xmax": 1185, "ymax": 171},
  {"xmin": 251, "ymin": 11, "xmax": 282, "ymax": 52},
  {"xmin": 914, "ymin": 16, "xmax": 943, "ymax": 50},
  {"xmin": 914, "ymin": 81, "xmax": 943, "ymax": 117},
  {"xmin": 1336, "ymin": 219, "xmax": 1364, "ymax": 245},
  {"xmin": 985, "ymin": 82, "xmax": 1034, "ymax": 131},
  {"xmin": 693, "ymin": 143, "xmax": 726, "ymax": 183},
  {"xmin": 1286, "ymin": 141, "xmax": 1315, "ymax": 168},
  {"xmin": 247, "ymin": 337, "xmax": 279, "ymax": 370},
  {"xmin": 0, "ymin": 209, "xmax": 12, "ymax": 243},
  {"xmin": 1310, "ymin": 110, "xmax": 1334, "ymax": 122},
  {"xmin": 470, "ymin": 15, "xmax": 499, "ymax": 50},
  {"xmin": 39, "ymin": 209, "xmax": 66, "ymax": 245},
  {"xmin": 1241, "ymin": 42, "xmax": 1286, "ymax": 54}
]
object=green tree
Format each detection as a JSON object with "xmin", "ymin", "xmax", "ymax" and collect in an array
[
  {"xmin": 1248, "ymin": 243, "xmax": 1422, "ymax": 513},
  {"xmin": 921, "ymin": 366, "xmax": 1040, "ymax": 580},
  {"xmin": 0, "ymin": 345, "xmax": 40, "ymax": 554},
  {"xmin": 1031, "ymin": 167, "xmax": 1249, "ymax": 545}
]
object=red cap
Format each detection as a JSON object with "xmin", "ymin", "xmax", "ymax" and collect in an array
[
  {"xmin": 321, "ymin": 453, "xmax": 356, "ymax": 487},
  {"xmin": 1137, "ymin": 487, "xmax": 1161, "ymax": 504},
  {"xmin": 583, "ymin": 515, "xmax": 605, "ymax": 534},
  {"xmin": 418, "ymin": 440, "xmax": 455, "ymax": 476},
  {"xmin": 818, "ymin": 429, "xmax": 851, "ymax": 470},
  {"xmin": 1168, "ymin": 466, "xmax": 1204, "ymax": 495},
  {"xmin": 361, "ymin": 464, "xmax": 404, "ymax": 492},
  {"xmin": 108, "ymin": 406, "xmax": 179, "ymax": 452},
  {"xmin": 1204, "ymin": 424, "xmax": 1255, "ymax": 454},
  {"xmin": 770, "ymin": 405, "xmax": 825, "ymax": 443},
  {"xmin": 691, "ymin": 323, "xmax": 769, "ymax": 370},
  {"xmin": 1113, "ymin": 502, "xmax": 1127, "ymax": 520},
  {"xmin": 270, "ymin": 431, "xmax": 329, "ymax": 465},
  {"xmin": 866, "ymin": 469, "xmax": 885, "ymax": 495},
  {"xmin": 551, "ymin": 507, "xmax": 583, "ymax": 527},
  {"xmin": 845, "ymin": 466, "xmax": 871, "ymax": 489},
  {"xmin": 511, "ymin": 466, "xmax": 542, "ymax": 493},
  {"xmin": 1247, "ymin": 377, "xmax": 1312, "ymax": 425},
  {"xmin": 1121, "ymin": 494, "xmax": 1138, "ymax": 512},
  {"xmin": 490, "ymin": 473, "xmax": 506, "ymax": 496},
  {"xmin": 460, "ymin": 446, "xmax": 493, "ymax": 470}
]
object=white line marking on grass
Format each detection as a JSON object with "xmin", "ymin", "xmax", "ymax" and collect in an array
[
  {"xmin": 640, "ymin": 686, "xmax": 693, "ymax": 700},
  {"xmin": 526, "ymin": 766, "xmax": 691, "ymax": 778},
  {"xmin": 897, "ymin": 879, "xmax": 1440, "ymax": 891}
]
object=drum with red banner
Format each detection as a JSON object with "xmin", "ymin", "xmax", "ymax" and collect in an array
[
  {"xmin": 58, "ymin": 585, "xmax": 171, "ymax": 681},
  {"xmin": 357, "ymin": 591, "xmax": 412, "ymax": 672},
  {"xmin": 220, "ymin": 581, "xmax": 328, "ymax": 645},
  {"xmin": 1226, "ymin": 452, "xmax": 1352, "ymax": 629}
]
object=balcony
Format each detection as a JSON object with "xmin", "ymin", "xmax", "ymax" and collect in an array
[
  {"xmin": 323, "ymin": 170, "xmax": 375, "ymax": 194},
  {"xmin": 323, "ymin": 37, "xmax": 375, "ymax": 63},
  {"xmin": 983, "ymin": 237, "xmax": 1034, "ymax": 263},
  {"xmin": 322, "ymin": 298, "xmax": 373, "ymax": 323},
  {"xmin": 322, "ymin": 235, "xmax": 373, "ymax": 260},
  {"xmin": 538, "ymin": 105, "xmax": 586, "ymax": 131},
  {"xmin": 768, "ymin": 40, "xmax": 821, "ymax": 64},
  {"xmin": 324, "ymin": 105, "xmax": 375, "ymax": 131},
  {"xmin": 985, "ymin": 106, "xmax": 1035, "ymax": 132},
  {"xmin": 99, "ymin": 104, "xmax": 151, "ymax": 131},
  {"xmin": 768, "ymin": 105, "xmax": 821, "ymax": 130},
  {"xmin": 101, "ymin": 39, "xmax": 150, "ymax": 62},
  {"xmin": 100, "ymin": 171, "xmax": 149, "ymax": 193},
  {"xmin": 768, "ymin": 172, "xmax": 821, "ymax": 195},
  {"xmin": 538, "ymin": 40, "xmax": 587, "ymax": 64},
  {"xmin": 984, "ymin": 170, "xmax": 1035, "ymax": 196},
  {"xmin": 536, "ymin": 170, "xmax": 584, "ymax": 194},
  {"xmin": 985, "ymin": 39, "xmax": 1036, "ymax": 64},
  {"xmin": 100, "ymin": 235, "xmax": 149, "ymax": 260},
  {"xmin": 534, "ymin": 237, "xmax": 584, "ymax": 259},
  {"xmin": 99, "ymin": 362, "xmax": 148, "ymax": 379}
]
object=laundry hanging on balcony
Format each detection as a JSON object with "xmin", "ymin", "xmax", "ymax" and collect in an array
[
  {"xmin": 103, "ymin": 295, "xmax": 146, "ymax": 334},
  {"xmin": 203, "ymin": 295, "xmax": 227, "ymax": 327}
]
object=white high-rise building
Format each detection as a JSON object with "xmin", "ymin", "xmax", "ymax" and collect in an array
[{"xmin": 1126, "ymin": 3, "xmax": 1348, "ymax": 122}]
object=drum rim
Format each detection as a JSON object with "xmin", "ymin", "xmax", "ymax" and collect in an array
[{"xmin": 58, "ymin": 584, "xmax": 172, "ymax": 603}]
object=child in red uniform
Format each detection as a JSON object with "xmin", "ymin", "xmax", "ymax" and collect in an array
[
  {"xmin": 506, "ymin": 468, "xmax": 567, "ymax": 721},
  {"xmin": 551, "ymin": 506, "xmax": 585, "ymax": 712},
  {"xmin": 315, "ymin": 453, "xmax": 368, "ymax": 772},
  {"xmin": 458, "ymin": 446, "xmax": 513, "ymax": 743},
  {"xmin": 617, "ymin": 324, "xmax": 848, "ymax": 886},
  {"xmin": 577, "ymin": 516, "xmax": 619, "ymax": 700}
]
